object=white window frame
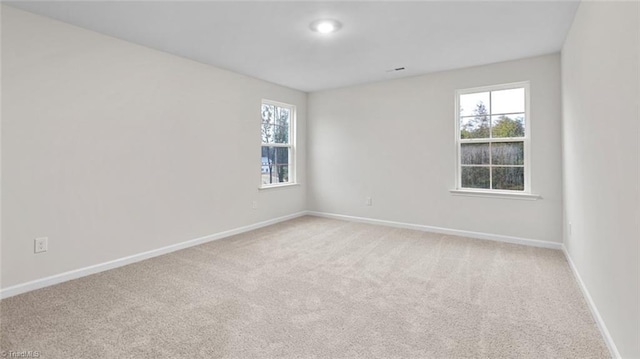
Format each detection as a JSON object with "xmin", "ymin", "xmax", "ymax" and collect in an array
[
  {"xmin": 260, "ymin": 99, "xmax": 296, "ymax": 189},
  {"xmin": 452, "ymin": 81, "xmax": 539, "ymax": 199}
]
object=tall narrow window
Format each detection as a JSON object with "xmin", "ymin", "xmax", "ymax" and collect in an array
[
  {"xmin": 261, "ymin": 100, "xmax": 295, "ymax": 187},
  {"xmin": 455, "ymin": 82, "xmax": 530, "ymax": 192}
]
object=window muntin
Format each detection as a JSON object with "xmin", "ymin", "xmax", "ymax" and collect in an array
[
  {"xmin": 456, "ymin": 83, "xmax": 530, "ymax": 192},
  {"xmin": 261, "ymin": 100, "xmax": 295, "ymax": 187}
]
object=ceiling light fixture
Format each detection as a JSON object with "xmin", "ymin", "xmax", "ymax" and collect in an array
[{"xmin": 310, "ymin": 19, "xmax": 342, "ymax": 34}]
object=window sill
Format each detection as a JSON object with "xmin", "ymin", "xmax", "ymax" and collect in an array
[
  {"xmin": 259, "ymin": 183, "xmax": 300, "ymax": 191},
  {"xmin": 450, "ymin": 189, "xmax": 541, "ymax": 200}
]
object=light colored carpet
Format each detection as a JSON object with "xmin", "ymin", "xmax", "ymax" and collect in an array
[{"xmin": 1, "ymin": 216, "xmax": 609, "ymax": 358}]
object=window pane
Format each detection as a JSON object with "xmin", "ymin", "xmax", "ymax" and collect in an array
[
  {"xmin": 491, "ymin": 114, "xmax": 525, "ymax": 138},
  {"xmin": 460, "ymin": 92, "xmax": 490, "ymax": 117},
  {"xmin": 263, "ymin": 170, "xmax": 277, "ymax": 185},
  {"xmin": 491, "ymin": 88, "xmax": 525, "ymax": 114},
  {"xmin": 460, "ymin": 116, "xmax": 490, "ymax": 139},
  {"xmin": 262, "ymin": 104, "xmax": 275, "ymax": 123},
  {"xmin": 261, "ymin": 119, "xmax": 275, "ymax": 144},
  {"xmin": 461, "ymin": 166, "xmax": 490, "ymax": 189},
  {"xmin": 275, "ymin": 165, "xmax": 289, "ymax": 183},
  {"xmin": 273, "ymin": 124, "xmax": 289, "ymax": 144},
  {"xmin": 261, "ymin": 148, "xmax": 270, "ymax": 173},
  {"xmin": 274, "ymin": 147, "xmax": 289, "ymax": 166},
  {"xmin": 492, "ymin": 142, "xmax": 524, "ymax": 165},
  {"xmin": 261, "ymin": 146, "xmax": 275, "ymax": 184},
  {"xmin": 492, "ymin": 167, "xmax": 524, "ymax": 191},
  {"xmin": 263, "ymin": 146, "xmax": 275, "ymax": 167},
  {"xmin": 262, "ymin": 104, "xmax": 275, "ymax": 143},
  {"xmin": 261, "ymin": 146, "xmax": 290, "ymax": 185},
  {"xmin": 263, "ymin": 165, "xmax": 289, "ymax": 184},
  {"xmin": 461, "ymin": 143, "xmax": 490, "ymax": 165},
  {"xmin": 276, "ymin": 107, "xmax": 290, "ymax": 128}
]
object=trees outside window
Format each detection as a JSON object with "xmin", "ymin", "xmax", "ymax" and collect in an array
[{"xmin": 456, "ymin": 83, "xmax": 529, "ymax": 192}]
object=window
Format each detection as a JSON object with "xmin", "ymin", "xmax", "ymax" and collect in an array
[
  {"xmin": 455, "ymin": 82, "xmax": 530, "ymax": 193},
  {"xmin": 261, "ymin": 100, "xmax": 295, "ymax": 187}
]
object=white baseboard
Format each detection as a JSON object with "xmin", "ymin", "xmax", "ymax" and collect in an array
[
  {"xmin": 2, "ymin": 209, "xmax": 617, "ymax": 357},
  {"xmin": 0, "ymin": 211, "xmax": 307, "ymax": 299},
  {"xmin": 562, "ymin": 245, "xmax": 620, "ymax": 359},
  {"xmin": 306, "ymin": 211, "xmax": 562, "ymax": 250},
  {"xmin": 0, "ymin": 210, "xmax": 562, "ymax": 299}
]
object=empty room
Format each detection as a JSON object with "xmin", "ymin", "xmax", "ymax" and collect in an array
[{"xmin": 1, "ymin": 1, "xmax": 638, "ymax": 358}]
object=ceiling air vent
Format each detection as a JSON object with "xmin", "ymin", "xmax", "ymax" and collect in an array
[{"xmin": 386, "ymin": 67, "xmax": 406, "ymax": 73}]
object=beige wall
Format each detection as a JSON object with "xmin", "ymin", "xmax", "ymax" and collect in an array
[
  {"xmin": 308, "ymin": 54, "xmax": 563, "ymax": 243},
  {"xmin": 1, "ymin": 6, "xmax": 307, "ymax": 288},
  {"xmin": 561, "ymin": 1, "xmax": 640, "ymax": 357}
]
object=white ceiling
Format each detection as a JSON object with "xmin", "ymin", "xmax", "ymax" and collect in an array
[{"xmin": 8, "ymin": 1, "xmax": 580, "ymax": 92}]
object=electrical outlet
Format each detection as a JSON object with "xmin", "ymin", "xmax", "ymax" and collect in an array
[
  {"xmin": 34, "ymin": 237, "xmax": 48, "ymax": 254},
  {"xmin": 365, "ymin": 197, "xmax": 372, "ymax": 206},
  {"xmin": 252, "ymin": 201, "xmax": 258, "ymax": 210}
]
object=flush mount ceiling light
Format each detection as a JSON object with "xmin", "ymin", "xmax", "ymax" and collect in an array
[{"xmin": 310, "ymin": 19, "xmax": 342, "ymax": 34}]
